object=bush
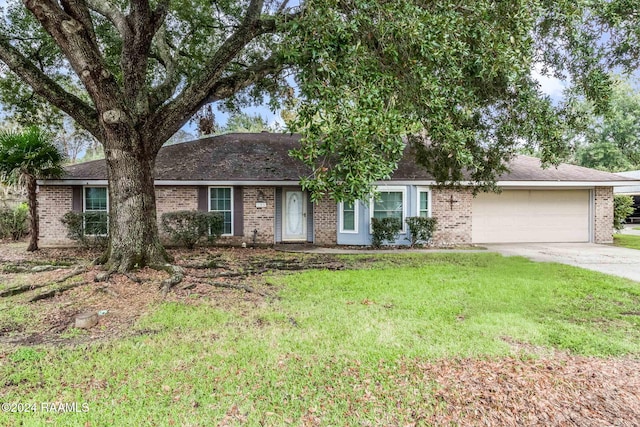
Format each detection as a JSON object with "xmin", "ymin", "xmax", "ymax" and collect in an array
[
  {"xmin": 405, "ymin": 216, "xmax": 437, "ymax": 247},
  {"xmin": 60, "ymin": 211, "xmax": 109, "ymax": 248},
  {"xmin": 614, "ymin": 195, "xmax": 635, "ymax": 232},
  {"xmin": 161, "ymin": 210, "xmax": 223, "ymax": 249},
  {"xmin": 0, "ymin": 203, "xmax": 28, "ymax": 240},
  {"xmin": 370, "ymin": 217, "xmax": 402, "ymax": 248}
]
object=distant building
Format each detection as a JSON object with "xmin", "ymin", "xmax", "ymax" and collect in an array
[{"xmin": 615, "ymin": 171, "xmax": 640, "ymax": 223}]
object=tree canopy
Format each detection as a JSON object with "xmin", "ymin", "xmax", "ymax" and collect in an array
[
  {"xmin": 0, "ymin": 0, "xmax": 636, "ymax": 271},
  {"xmin": 573, "ymin": 77, "xmax": 640, "ymax": 172}
]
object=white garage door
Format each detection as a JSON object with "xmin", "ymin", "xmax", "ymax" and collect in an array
[{"xmin": 472, "ymin": 190, "xmax": 591, "ymax": 243}]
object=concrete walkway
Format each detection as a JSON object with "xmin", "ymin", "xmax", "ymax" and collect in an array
[
  {"xmin": 620, "ymin": 224, "xmax": 640, "ymax": 236},
  {"xmin": 274, "ymin": 244, "xmax": 486, "ymax": 255},
  {"xmin": 484, "ymin": 242, "xmax": 640, "ymax": 282}
]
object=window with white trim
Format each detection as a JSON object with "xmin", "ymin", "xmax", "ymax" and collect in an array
[
  {"xmin": 340, "ymin": 201, "xmax": 358, "ymax": 233},
  {"xmin": 370, "ymin": 186, "xmax": 407, "ymax": 232},
  {"xmin": 417, "ymin": 188, "xmax": 431, "ymax": 217},
  {"xmin": 84, "ymin": 186, "xmax": 108, "ymax": 235},
  {"xmin": 209, "ymin": 187, "xmax": 233, "ymax": 235}
]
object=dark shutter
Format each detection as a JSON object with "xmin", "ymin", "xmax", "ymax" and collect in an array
[
  {"xmin": 197, "ymin": 186, "xmax": 208, "ymax": 211},
  {"xmin": 72, "ymin": 187, "xmax": 83, "ymax": 212},
  {"xmin": 233, "ymin": 187, "xmax": 244, "ymax": 236},
  {"xmin": 306, "ymin": 195, "xmax": 314, "ymax": 243},
  {"xmin": 275, "ymin": 187, "xmax": 282, "ymax": 242}
]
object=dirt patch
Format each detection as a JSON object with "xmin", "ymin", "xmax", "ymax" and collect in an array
[{"xmin": 0, "ymin": 242, "xmax": 344, "ymax": 346}]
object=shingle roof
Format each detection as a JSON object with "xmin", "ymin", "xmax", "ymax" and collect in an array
[{"xmin": 62, "ymin": 132, "xmax": 633, "ymax": 183}]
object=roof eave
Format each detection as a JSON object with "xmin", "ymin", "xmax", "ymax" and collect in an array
[{"xmin": 38, "ymin": 179, "xmax": 640, "ymax": 187}]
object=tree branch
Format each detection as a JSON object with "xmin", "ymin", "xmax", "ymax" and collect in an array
[
  {"xmin": 0, "ymin": 36, "xmax": 100, "ymax": 137},
  {"xmin": 146, "ymin": 0, "xmax": 277, "ymax": 148},
  {"xmin": 86, "ymin": 0, "xmax": 128, "ymax": 37},
  {"xmin": 147, "ymin": 25, "xmax": 179, "ymax": 110},
  {"xmin": 23, "ymin": 0, "xmax": 123, "ymax": 115},
  {"xmin": 207, "ymin": 56, "xmax": 284, "ymax": 103},
  {"xmin": 121, "ymin": 0, "xmax": 168, "ymax": 116},
  {"xmin": 60, "ymin": 0, "xmax": 97, "ymax": 43},
  {"xmin": 277, "ymin": 0, "xmax": 291, "ymax": 14},
  {"xmin": 154, "ymin": 55, "xmax": 283, "ymax": 145}
]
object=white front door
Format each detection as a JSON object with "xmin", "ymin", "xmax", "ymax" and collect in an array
[{"xmin": 283, "ymin": 190, "xmax": 307, "ymax": 241}]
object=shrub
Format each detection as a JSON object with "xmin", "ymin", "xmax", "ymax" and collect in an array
[
  {"xmin": 614, "ymin": 195, "xmax": 635, "ymax": 232},
  {"xmin": 405, "ymin": 216, "xmax": 437, "ymax": 247},
  {"xmin": 370, "ymin": 217, "xmax": 402, "ymax": 248},
  {"xmin": 60, "ymin": 211, "xmax": 109, "ymax": 248},
  {"xmin": 0, "ymin": 203, "xmax": 28, "ymax": 240},
  {"xmin": 161, "ymin": 210, "xmax": 223, "ymax": 249}
]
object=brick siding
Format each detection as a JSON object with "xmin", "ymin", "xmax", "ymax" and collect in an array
[
  {"xmin": 431, "ymin": 188, "xmax": 473, "ymax": 246},
  {"xmin": 242, "ymin": 186, "xmax": 275, "ymax": 244},
  {"xmin": 313, "ymin": 196, "xmax": 337, "ymax": 245},
  {"xmin": 155, "ymin": 186, "xmax": 198, "ymax": 229},
  {"xmin": 37, "ymin": 185, "xmax": 74, "ymax": 246},
  {"xmin": 37, "ymin": 184, "xmax": 616, "ymax": 248},
  {"xmin": 594, "ymin": 186, "xmax": 614, "ymax": 244}
]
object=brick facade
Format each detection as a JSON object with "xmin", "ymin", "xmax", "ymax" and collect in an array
[
  {"xmin": 431, "ymin": 188, "xmax": 473, "ymax": 246},
  {"xmin": 313, "ymin": 196, "xmax": 337, "ymax": 245},
  {"xmin": 593, "ymin": 186, "xmax": 614, "ymax": 244},
  {"xmin": 242, "ymin": 186, "xmax": 275, "ymax": 245},
  {"xmin": 38, "ymin": 185, "xmax": 74, "ymax": 246},
  {"xmin": 155, "ymin": 186, "xmax": 198, "ymax": 228},
  {"xmin": 36, "ymin": 183, "xmax": 617, "ymax": 248}
]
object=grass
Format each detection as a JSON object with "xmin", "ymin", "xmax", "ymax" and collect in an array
[
  {"xmin": 614, "ymin": 233, "xmax": 640, "ymax": 249},
  {"xmin": 633, "ymin": 226, "xmax": 640, "ymax": 231},
  {"xmin": 1, "ymin": 253, "xmax": 639, "ymax": 426}
]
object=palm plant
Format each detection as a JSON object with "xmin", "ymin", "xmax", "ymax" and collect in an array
[{"xmin": 0, "ymin": 127, "xmax": 64, "ymax": 251}]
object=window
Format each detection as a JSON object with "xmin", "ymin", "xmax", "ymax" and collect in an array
[
  {"xmin": 209, "ymin": 187, "xmax": 233, "ymax": 235},
  {"xmin": 370, "ymin": 186, "xmax": 406, "ymax": 232},
  {"xmin": 84, "ymin": 186, "xmax": 108, "ymax": 235},
  {"xmin": 418, "ymin": 188, "xmax": 431, "ymax": 217},
  {"xmin": 340, "ymin": 201, "xmax": 358, "ymax": 233}
]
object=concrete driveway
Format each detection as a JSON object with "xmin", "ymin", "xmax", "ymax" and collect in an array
[{"xmin": 485, "ymin": 243, "xmax": 640, "ymax": 282}]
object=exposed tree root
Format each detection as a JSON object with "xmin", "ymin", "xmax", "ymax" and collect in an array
[
  {"xmin": 0, "ymin": 266, "xmax": 88, "ymax": 298},
  {"xmin": 0, "ymin": 264, "xmax": 60, "ymax": 274},
  {"xmin": 250, "ymin": 259, "xmax": 345, "ymax": 271},
  {"xmin": 191, "ymin": 280, "xmax": 266, "ymax": 296},
  {"xmin": 190, "ymin": 270, "xmax": 263, "ymax": 280},
  {"xmin": 95, "ymin": 285, "xmax": 120, "ymax": 298},
  {"xmin": 94, "ymin": 269, "xmax": 116, "ymax": 283},
  {"xmin": 158, "ymin": 264, "xmax": 185, "ymax": 297},
  {"xmin": 28, "ymin": 281, "xmax": 88, "ymax": 303},
  {"xmin": 125, "ymin": 272, "xmax": 142, "ymax": 283}
]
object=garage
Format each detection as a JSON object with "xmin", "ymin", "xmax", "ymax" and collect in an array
[{"xmin": 472, "ymin": 190, "xmax": 591, "ymax": 243}]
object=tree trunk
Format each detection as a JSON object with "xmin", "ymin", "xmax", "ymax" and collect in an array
[
  {"xmin": 26, "ymin": 175, "xmax": 38, "ymax": 252},
  {"xmin": 100, "ymin": 137, "xmax": 170, "ymax": 272}
]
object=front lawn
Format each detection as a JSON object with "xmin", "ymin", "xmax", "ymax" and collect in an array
[
  {"xmin": 614, "ymin": 233, "xmax": 640, "ymax": 249},
  {"xmin": 1, "ymin": 252, "xmax": 639, "ymax": 425}
]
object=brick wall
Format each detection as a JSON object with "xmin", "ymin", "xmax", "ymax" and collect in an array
[
  {"xmin": 313, "ymin": 195, "xmax": 337, "ymax": 245},
  {"xmin": 594, "ymin": 186, "xmax": 614, "ymax": 244},
  {"xmin": 431, "ymin": 188, "xmax": 473, "ymax": 246},
  {"xmin": 38, "ymin": 185, "xmax": 74, "ymax": 246},
  {"xmin": 243, "ymin": 186, "xmax": 275, "ymax": 244},
  {"xmin": 155, "ymin": 186, "xmax": 198, "ymax": 235}
]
